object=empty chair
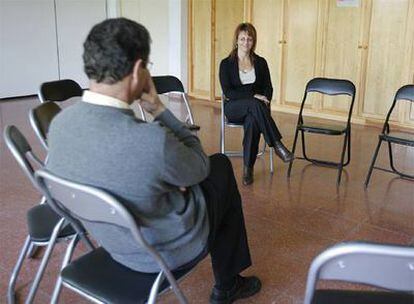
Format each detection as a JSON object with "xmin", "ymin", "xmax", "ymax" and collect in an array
[
  {"xmin": 38, "ymin": 79, "xmax": 82, "ymax": 103},
  {"xmin": 3, "ymin": 125, "xmax": 76, "ymax": 304},
  {"xmin": 31, "ymin": 79, "xmax": 82, "ymax": 151},
  {"xmin": 287, "ymin": 78, "xmax": 356, "ymax": 186},
  {"xmin": 139, "ymin": 75, "xmax": 200, "ymax": 131},
  {"xmin": 220, "ymin": 95, "xmax": 274, "ymax": 173},
  {"xmin": 304, "ymin": 241, "xmax": 414, "ymax": 304},
  {"xmin": 365, "ymin": 85, "xmax": 414, "ymax": 187},
  {"xmin": 35, "ymin": 169, "xmax": 196, "ymax": 304}
]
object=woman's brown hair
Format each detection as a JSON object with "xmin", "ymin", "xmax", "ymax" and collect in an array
[{"xmin": 229, "ymin": 22, "xmax": 257, "ymax": 62}]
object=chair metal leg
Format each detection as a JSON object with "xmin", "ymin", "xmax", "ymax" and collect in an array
[
  {"xmin": 387, "ymin": 141, "xmax": 414, "ymax": 179},
  {"xmin": 220, "ymin": 105, "xmax": 225, "ymax": 154},
  {"xmin": 287, "ymin": 128, "xmax": 300, "ymax": 177},
  {"xmin": 25, "ymin": 218, "xmax": 65, "ymax": 304},
  {"xmin": 148, "ymin": 272, "xmax": 166, "ymax": 304},
  {"xmin": 301, "ymin": 130, "xmax": 308, "ymax": 160},
  {"xmin": 344, "ymin": 128, "xmax": 351, "ymax": 166},
  {"xmin": 270, "ymin": 147, "xmax": 274, "ymax": 174},
  {"xmin": 8, "ymin": 236, "xmax": 31, "ymax": 304},
  {"xmin": 26, "ymin": 243, "xmax": 38, "ymax": 258},
  {"xmin": 336, "ymin": 133, "xmax": 349, "ymax": 186},
  {"xmin": 364, "ymin": 138, "xmax": 382, "ymax": 188},
  {"xmin": 220, "ymin": 126, "xmax": 225, "ymax": 154},
  {"xmin": 51, "ymin": 235, "xmax": 79, "ymax": 304}
]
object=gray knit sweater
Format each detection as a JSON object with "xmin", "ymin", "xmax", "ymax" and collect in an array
[{"xmin": 46, "ymin": 100, "xmax": 210, "ymax": 272}]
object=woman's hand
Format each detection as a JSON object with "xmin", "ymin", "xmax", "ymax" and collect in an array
[{"xmin": 254, "ymin": 94, "xmax": 270, "ymax": 105}]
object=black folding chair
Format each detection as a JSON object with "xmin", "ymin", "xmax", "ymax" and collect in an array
[
  {"xmin": 287, "ymin": 78, "xmax": 356, "ymax": 186},
  {"xmin": 35, "ymin": 169, "xmax": 197, "ymax": 304},
  {"xmin": 139, "ymin": 75, "xmax": 200, "ymax": 131},
  {"xmin": 38, "ymin": 79, "xmax": 82, "ymax": 103},
  {"xmin": 304, "ymin": 242, "xmax": 414, "ymax": 304},
  {"xmin": 365, "ymin": 85, "xmax": 414, "ymax": 187},
  {"xmin": 3, "ymin": 125, "xmax": 77, "ymax": 304}
]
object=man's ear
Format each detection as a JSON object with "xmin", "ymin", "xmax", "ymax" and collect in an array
[{"xmin": 132, "ymin": 59, "xmax": 143, "ymax": 84}]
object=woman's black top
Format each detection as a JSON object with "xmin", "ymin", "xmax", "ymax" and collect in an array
[{"xmin": 219, "ymin": 54, "xmax": 273, "ymax": 101}]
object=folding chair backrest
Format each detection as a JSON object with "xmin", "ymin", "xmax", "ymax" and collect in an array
[
  {"xmin": 29, "ymin": 102, "xmax": 61, "ymax": 150},
  {"xmin": 300, "ymin": 78, "xmax": 356, "ymax": 124},
  {"xmin": 141, "ymin": 75, "xmax": 194, "ymax": 125},
  {"xmin": 304, "ymin": 242, "xmax": 414, "ymax": 304},
  {"xmin": 36, "ymin": 169, "xmax": 134, "ymax": 230},
  {"xmin": 3, "ymin": 125, "xmax": 43, "ymax": 190},
  {"xmin": 153, "ymin": 76, "xmax": 185, "ymax": 94},
  {"xmin": 38, "ymin": 79, "xmax": 83, "ymax": 103},
  {"xmin": 383, "ymin": 84, "xmax": 414, "ymax": 133},
  {"xmin": 35, "ymin": 169, "xmax": 187, "ymax": 302},
  {"xmin": 395, "ymin": 84, "xmax": 414, "ymax": 102},
  {"xmin": 306, "ymin": 78, "xmax": 356, "ymax": 97}
]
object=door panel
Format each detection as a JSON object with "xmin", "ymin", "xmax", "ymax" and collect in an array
[
  {"xmin": 362, "ymin": 0, "xmax": 411, "ymax": 120},
  {"xmin": 282, "ymin": 0, "xmax": 319, "ymax": 106},
  {"xmin": 190, "ymin": 0, "xmax": 212, "ymax": 98},
  {"xmin": 322, "ymin": 0, "xmax": 363, "ymax": 114},
  {"xmin": 214, "ymin": 0, "xmax": 245, "ymax": 98},
  {"xmin": 251, "ymin": 0, "xmax": 283, "ymax": 103}
]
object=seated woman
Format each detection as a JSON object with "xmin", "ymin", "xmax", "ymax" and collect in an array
[{"xmin": 219, "ymin": 22, "xmax": 293, "ymax": 185}]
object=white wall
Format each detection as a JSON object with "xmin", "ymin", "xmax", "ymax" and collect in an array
[
  {"xmin": 0, "ymin": 0, "xmax": 187, "ymax": 97},
  {"xmin": 118, "ymin": 0, "xmax": 188, "ymax": 89}
]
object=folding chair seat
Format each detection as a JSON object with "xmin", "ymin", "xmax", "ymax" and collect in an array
[
  {"xmin": 299, "ymin": 122, "xmax": 347, "ymax": 136},
  {"xmin": 35, "ymin": 169, "xmax": 195, "ymax": 304},
  {"xmin": 38, "ymin": 79, "xmax": 83, "ymax": 103},
  {"xmin": 365, "ymin": 85, "xmax": 414, "ymax": 187},
  {"xmin": 288, "ymin": 78, "xmax": 356, "ymax": 186},
  {"xmin": 60, "ymin": 247, "xmax": 192, "ymax": 304},
  {"xmin": 220, "ymin": 95, "xmax": 274, "ymax": 173},
  {"xmin": 379, "ymin": 132, "xmax": 414, "ymax": 146},
  {"xmin": 3, "ymin": 125, "xmax": 76, "ymax": 304},
  {"xmin": 139, "ymin": 75, "xmax": 200, "ymax": 131},
  {"xmin": 304, "ymin": 242, "xmax": 414, "ymax": 304}
]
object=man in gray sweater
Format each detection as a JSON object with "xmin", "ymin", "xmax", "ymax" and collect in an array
[{"xmin": 46, "ymin": 18, "xmax": 260, "ymax": 304}]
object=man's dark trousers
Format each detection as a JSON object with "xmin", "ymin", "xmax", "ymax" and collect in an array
[{"xmin": 201, "ymin": 153, "xmax": 252, "ymax": 286}]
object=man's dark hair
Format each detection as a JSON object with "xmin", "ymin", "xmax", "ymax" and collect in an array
[{"xmin": 83, "ymin": 18, "xmax": 151, "ymax": 84}]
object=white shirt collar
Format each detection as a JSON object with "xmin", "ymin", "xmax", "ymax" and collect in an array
[{"xmin": 82, "ymin": 90, "xmax": 131, "ymax": 110}]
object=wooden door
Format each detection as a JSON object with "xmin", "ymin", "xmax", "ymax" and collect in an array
[
  {"xmin": 214, "ymin": 0, "xmax": 245, "ymax": 99},
  {"xmin": 251, "ymin": 0, "xmax": 284, "ymax": 104},
  {"xmin": 281, "ymin": 0, "xmax": 321, "ymax": 108},
  {"xmin": 404, "ymin": 2, "xmax": 414, "ymax": 126},
  {"xmin": 189, "ymin": 0, "xmax": 212, "ymax": 99},
  {"xmin": 362, "ymin": 0, "xmax": 412, "ymax": 122},
  {"xmin": 320, "ymin": 0, "xmax": 365, "ymax": 115}
]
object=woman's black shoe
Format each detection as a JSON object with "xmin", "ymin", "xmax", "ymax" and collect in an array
[
  {"xmin": 210, "ymin": 275, "xmax": 262, "ymax": 304},
  {"xmin": 242, "ymin": 166, "xmax": 253, "ymax": 185},
  {"xmin": 273, "ymin": 141, "xmax": 294, "ymax": 162}
]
